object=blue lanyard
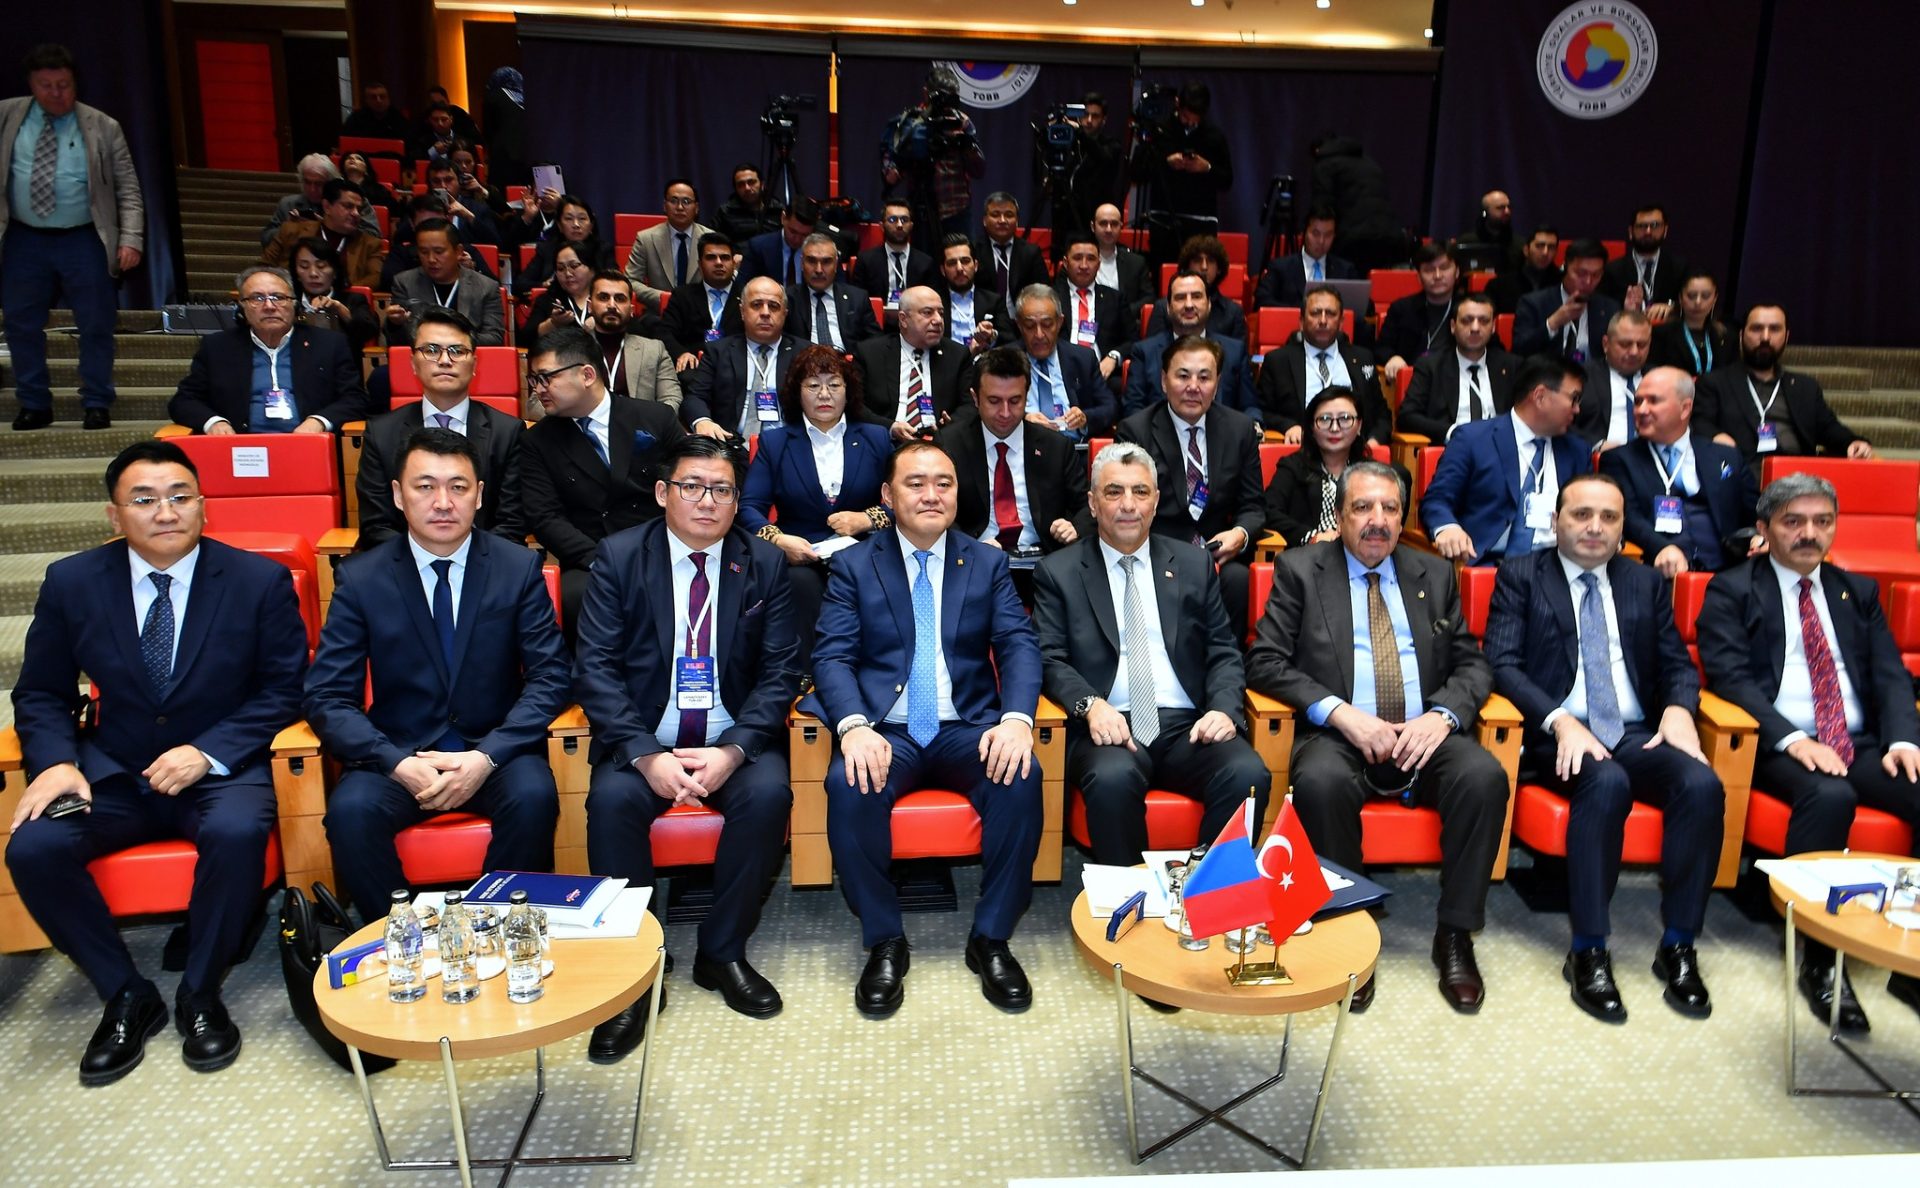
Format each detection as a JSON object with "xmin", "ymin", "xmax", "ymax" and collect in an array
[{"xmin": 1684, "ymin": 326, "xmax": 1713, "ymax": 375}]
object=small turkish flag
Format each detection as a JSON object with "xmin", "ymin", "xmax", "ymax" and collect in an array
[{"xmin": 1256, "ymin": 796, "xmax": 1332, "ymax": 942}]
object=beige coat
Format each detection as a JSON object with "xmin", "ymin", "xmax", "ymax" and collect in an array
[{"xmin": 0, "ymin": 97, "xmax": 144, "ymax": 278}]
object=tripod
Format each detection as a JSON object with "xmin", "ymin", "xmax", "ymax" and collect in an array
[{"xmin": 764, "ymin": 134, "xmax": 804, "ymax": 211}]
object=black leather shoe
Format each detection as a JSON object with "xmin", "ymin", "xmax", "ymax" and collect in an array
[
  {"xmin": 12, "ymin": 408, "xmax": 52, "ymax": 431},
  {"xmin": 1431, "ymin": 926, "xmax": 1484, "ymax": 1014},
  {"xmin": 1889, "ymin": 972, "xmax": 1920, "ymax": 1020},
  {"xmin": 589, "ymin": 985, "xmax": 665, "ymax": 1065},
  {"xmin": 964, "ymin": 934, "xmax": 1032, "ymax": 1012},
  {"xmin": 1652, "ymin": 944, "xmax": 1712, "ymax": 1018},
  {"xmin": 82, "ymin": 407, "xmax": 111, "ymax": 430},
  {"xmin": 1798, "ymin": 961, "xmax": 1869, "ymax": 1034},
  {"xmin": 80, "ymin": 985, "xmax": 167, "ymax": 1087},
  {"xmin": 693, "ymin": 954, "xmax": 782, "ymax": 1018},
  {"xmin": 176, "ymin": 996, "xmax": 241, "ymax": 1073},
  {"xmin": 1349, "ymin": 975, "xmax": 1376, "ymax": 1013},
  {"xmin": 1564, "ymin": 948, "xmax": 1627, "ymax": 1023},
  {"xmin": 857, "ymin": 937, "xmax": 910, "ymax": 1017}
]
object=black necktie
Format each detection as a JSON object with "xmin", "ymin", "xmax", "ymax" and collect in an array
[
  {"xmin": 675, "ymin": 232, "xmax": 689, "ymax": 288},
  {"xmin": 1466, "ymin": 362, "xmax": 1484, "ymax": 421},
  {"xmin": 431, "ymin": 559, "xmax": 456, "ymax": 671}
]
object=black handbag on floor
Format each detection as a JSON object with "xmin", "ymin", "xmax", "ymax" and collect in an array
[{"xmin": 278, "ymin": 882, "xmax": 396, "ymax": 1075}]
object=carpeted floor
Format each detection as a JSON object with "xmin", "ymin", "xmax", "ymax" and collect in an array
[{"xmin": 1, "ymin": 852, "xmax": 1917, "ymax": 1185}]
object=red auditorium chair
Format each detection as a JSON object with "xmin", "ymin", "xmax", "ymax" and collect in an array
[
  {"xmin": 386, "ymin": 345, "xmax": 523, "ymax": 417},
  {"xmin": 1760, "ymin": 457, "xmax": 1920, "ymax": 589},
  {"xmin": 173, "ymin": 433, "xmax": 343, "ymax": 548},
  {"xmin": 1253, "ymin": 307, "xmax": 1354, "ymax": 355}
]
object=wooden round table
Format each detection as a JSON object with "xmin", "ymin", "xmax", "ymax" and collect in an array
[
  {"xmin": 1069, "ymin": 891, "xmax": 1380, "ymax": 1166},
  {"xmin": 317, "ymin": 913, "xmax": 665, "ymax": 1188}
]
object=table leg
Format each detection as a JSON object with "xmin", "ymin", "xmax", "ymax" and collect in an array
[
  {"xmin": 348, "ymin": 1044, "xmax": 397, "ymax": 1168},
  {"xmin": 440, "ymin": 1036, "xmax": 475, "ymax": 1188},
  {"xmin": 1784, "ymin": 901, "xmax": 1798, "ymax": 1095},
  {"xmin": 1300, "ymin": 973, "xmax": 1357, "ymax": 1166},
  {"xmin": 1110, "ymin": 963, "xmax": 1139, "ymax": 1163}
]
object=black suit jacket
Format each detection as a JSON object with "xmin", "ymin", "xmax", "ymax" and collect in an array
[
  {"xmin": 852, "ymin": 335, "xmax": 971, "ymax": 427},
  {"xmin": 1512, "ymin": 286, "xmax": 1622, "ymax": 360},
  {"xmin": 169, "ymin": 325, "xmax": 370, "ymax": 432},
  {"xmin": 1244, "ymin": 542, "xmax": 1491, "ymax": 732},
  {"xmin": 304, "ymin": 532, "xmax": 571, "ymax": 771},
  {"xmin": 1108, "ymin": 246, "xmax": 1155, "ymax": 314},
  {"xmin": 1377, "ymin": 293, "xmax": 1462, "ymax": 366},
  {"xmin": 355, "ymin": 400, "xmax": 527, "ymax": 550},
  {"xmin": 975, "ymin": 236, "xmax": 1049, "ymax": 320},
  {"xmin": 681, "ymin": 335, "xmax": 803, "ymax": 434},
  {"xmin": 1693, "ymin": 366, "xmax": 1864, "ymax": 461},
  {"xmin": 573, "ymin": 521, "xmax": 799, "ymax": 766},
  {"xmin": 1115, "ymin": 401, "xmax": 1265, "ymax": 546},
  {"xmin": 1648, "ymin": 319, "xmax": 1737, "ymax": 378},
  {"xmin": 1256, "ymin": 339, "xmax": 1389, "ymax": 443},
  {"xmin": 519, "ymin": 395, "xmax": 686, "ymax": 571},
  {"xmin": 1484, "ymin": 549, "xmax": 1696, "ymax": 747},
  {"xmin": 1698, "ymin": 557, "xmax": 1920, "ymax": 752},
  {"xmin": 1253, "ymin": 253, "xmax": 1361, "ymax": 309},
  {"xmin": 1601, "ymin": 251, "xmax": 1688, "ymax": 308},
  {"xmin": 1397, "ymin": 348, "xmax": 1518, "ymax": 442},
  {"xmin": 14, "ymin": 539, "xmax": 306, "ymax": 785},
  {"xmin": 786, "ymin": 280, "xmax": 883, "ymax": 351},
  {"xmin": 852, "ymin": 244, "xmax": 939, "ymax": 300},
  {"xmin": 1576, "ymin": 359, "xmax": 1641, "ymax": 446},
  {"xmin": 1051, "ymin": 277, "xmax": 1135, "ymax": 366},
  {"xmin": 660, "ymin": 277, "xmax": 746, "ymax": 357},
  {"xmin": 1596, "ymin": 433, "xmax": 1756, "ymax": 566},
  {"xmin": 1033, "ymin": 534, "xmax": 1247, "ymax": 728},
  {"xmin": 936, "ymin": 414, "xmax": 1092, "ymax": 551},
  {"xmin": 740, "ymin": 229, "xmax": 801, "ymax": 287}
]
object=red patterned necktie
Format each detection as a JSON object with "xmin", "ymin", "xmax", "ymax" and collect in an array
[
  {"xmin": 993, "ymin": 441, "xmax": 1022, "ymax": 549},
  {"xmin": 1798, "ymin": 577, "xmax": 1855, "ymax": 767}
]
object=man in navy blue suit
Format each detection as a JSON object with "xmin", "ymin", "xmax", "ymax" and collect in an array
[
  {"xmin": 305, "ymin": 429, "xmax": 572, "ymax": 924},
  {"xmin": 1485, "ymin": 473, "xmax": 1723, "ymax": 1024},
  {"xmin": 739, "ymin": 196, "xmax": 818, "ymax": 288},
  {"xmin": 576, "ymin": 435, "xmax": 800, "ymax": 1054},
  {"xmin": 807, "ymin": 440, "xmax": 1045, "ymax": 1017},
  {"xmin": 1253, "ymin": 205, "xmax": 1359, "ymax": 309},
  {"xmin": 1013, "ymin": 284, "xmax": 1115, "ymax": 437},
  {"xmin": 7, "ymin": 441, "xmax": 306, "ymax": 1085},
  {"xmin": 1511, "ymin": 238, "xmax": 1624, "ymax": 362},
  {"xmin": 1420, "ymin": 354, "xmax": 1591, "ymax": 566},
  {"xmin": 1122, "ymin": 272, "xmax": 1258, "ymax": 422}
]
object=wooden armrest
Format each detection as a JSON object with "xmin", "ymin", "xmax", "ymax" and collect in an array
[
  {"xmin": 0, "ymin": 727, "xmax": 20, "ymax": 771},
  {"xmin": 548, "ymin": 704, "xmax": 590, "ymax": 734},
  {"xmin": 317, "ymin": 527, "xmax": 358, "ymax": 554},
  {"xmin": 1035, "ymin": 696, "xmax": 1065, "ymax": 728},
  {"xmin": 790, "ymin": 706, "xmax": 823, "ymax": 728},
  {"xmin": 271, "ymin": 720, "xmax": 320, "ymax": 755},
  {"xmin": 1477, "ymin": 692, "xmax": 1522, "ymax": 729},
  {"xmin": 1697, "ymin": 691, "xmax": 1757, "ymax": 733},
  {"xmin": 1259, "ymin": 531, "xmax": 1287, "ymax": 551},
  {"xmin": 1390, "ymin": 431, "xmax": 1432, "ymax": 448},
  {"xmin": 340, "ymin": 420, "xmax": 367, "ymax": 437},
  {"xmin": 153, "ymin": 424, "xmax": 191, "ymax": 439},
  {"xmin": 1245, "ymin": 689, "xmax": 1295, "ymax": 719}
]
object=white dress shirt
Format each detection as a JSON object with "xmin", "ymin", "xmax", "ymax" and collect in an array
[
  {"xmin": 1604, "ymin": 368, "xmax": 1637, "ymax": 447},
  {"xmin": 1096, "ymin": 249, "xmax": 1119, "ymax": 292},
  {"xmin": 1096, "ymin": 539, "xmax": 1193, "ymax": 714},
  {"xmin": 578, "ymin": 392, "xmax": 613, "ymax": 458},
  {"xmin": 419, "ymin": 396, "xmax": 472, "ymax": 435},
  {"xmin": 406, "ymin": 531, "xmax": 472, "ymax": 627},
  {"xmin": 1542, "ymin": 554, "xmax": 1646, "ymax": 732},
  {"xmin": 979, "ymin": 421, "xmax": 1037, "ymax": 550},
  {"xmin": 1647, "ymin": 435, "xmax": 1698, "ymax": 497},
  {"xmin": 654, "ymin": 528, "xmax": 738, "ymax": 748},
  {"xmin": 806, "ymin": 285, "xmax": 844, "ymax": 350},
  {"xmin": 1452, "ymin": 349, "xmax": 1489, "ymax": 435},
  {"xmin": 947, "ymin": 289, "xmax": 977, "ymax": 345},
  {"xmin": 1303, "ymin": 343, "xmax": 1351, "ymax": 402},
  {"xmin": 805, "ymin": 416, "xmax": 847, "ymax": 506}
]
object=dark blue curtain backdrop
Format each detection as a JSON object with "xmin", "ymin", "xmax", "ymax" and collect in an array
[
  {"xmin": 1736, "ymin": 0, "xmax": 1916, "ymax": 346},
  {"xmin": 0, "ymin": 0, "xmax": 180, "ymax": 308},
  {"xmin": 517, "ymin": 33, "xmax": 830, "ymax": 224},
  {"xmin": 1428, "ymin": 0, "xmax": 1761, "ymax": 309}
]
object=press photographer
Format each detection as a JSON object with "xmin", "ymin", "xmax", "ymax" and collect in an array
[
  {"xmin": 881, "ymin": 66, "xmax": 987, "ymax": 254},
  {"xmin": 1127, "ymin": 81, "xmax": 1233, "ymax": 266}
]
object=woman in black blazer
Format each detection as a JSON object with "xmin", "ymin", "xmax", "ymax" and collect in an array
[
  {"xmin": 524, "ymin": 241, "xmax": 596, "ymax": 340},
  {"xmin": 290, "ymin": 237, "xmax": 379, "ymax": 353},
  {"xmin": 1648, "ymin": 272, "xmax": 1737, "ymax": 377},
  {"xmin": 514, "ymin": 194, "xmax": 614, "ymax": 297},
  {"xmin": 1264, "ymin": 387, "xmax": 1407, "ymax": 546}
]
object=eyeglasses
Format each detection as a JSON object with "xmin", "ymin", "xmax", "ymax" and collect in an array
[
  {"xmin": 1313, "ymin": 412, "xmax": 1358, "ymax": 428},
  {"xmin": 416, "ymin": 343, "xmax": 473, "ymax": 361},
  {"xmin": 662, "ymin": 479, "xmax": 738, "ymax": 505},
  {"xmin": 241, "ymin": 294, "xmax": 292, "ymax": 307},
  {"xmin": 882, "ymin": 215, "xmax": 912, "ymax": 226},
  {"xmin": 121, "ymin": 493, "xmax": 203, "ymax": 511},
  {"xmin": 527, "ymin": 362, "xmax": 588, "ymax": 391},
  {"xmin": 1631, "ymin": 219, "xmax": 1666, "ymax": 232},
  {"xmin": 664, "ymin": 196, "xmax": 697, "ymax": 207},
  {"xmin": 801, "ymin": 380, "xmax": 847, "ymax": 395}
]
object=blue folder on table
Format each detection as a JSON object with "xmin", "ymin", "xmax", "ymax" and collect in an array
[{"xmin": 1315, "ymin": 858, "xmax": 1391, "ymax": 919}]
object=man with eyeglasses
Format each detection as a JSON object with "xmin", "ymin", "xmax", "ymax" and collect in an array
[
  {"xmin": 787, "ymin": 232, "xmax": 881, "ymax": 352},
  {"xmin": 852, "ymin": 199, "xmax": 938, "ymax": 314},
  {"xmin": 8, "ymin": 440, "xmax": 307, "ymax": 1084},
  {"xmin": 681, "ymin": 276, "xmax": 802, "ymax": 442},
  {"xmin": 626, "ymin": 179, "xmax": 712, "ymax": 315},
  {"xmin": 1601, "ymin": 204, "xmax": 1688, "ymax": 319},
  {"xmin": 353, "ymin": 307, "xmax": 526, "ymax": 550},
  {"xmin": 575, "ymin": 435, "xmax": 800, "ymax": 1049},
  {"xmin": 518, "ymin": 325, "xmax": 685, "ymax": 629},
  {"xmin": 386, "ymin": 217, "xmax": 507, "ymax": 347},
  {"xmin": 1257, "ymin": 284, "xmax": 1386, "ymax": 446},
  {"xmin": 854, "ymin": 284, "xmax": 970, "ymax": 441},
  {"xmin": 585, "ymin": 270, "xmax": 681, "ymax": 407},
  {"xmin": 662, "ymin": 231, "xmax": 745, "ymax": 371},
  {"xmin": 168, "ymin": 265, "xmax": 369, "ymax": 435},
  {"xmin": 1011, "ymin": 284, "xmax": 1113, "ymax": 438},
  {"xmin": 260, "ymin": 177, "xmax": 385, "ymax": 289}
]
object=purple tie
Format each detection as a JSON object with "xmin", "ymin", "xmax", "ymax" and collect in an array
[{"xmin": 676, "ymin": 552, "xmax": 711, "ymax": 748}]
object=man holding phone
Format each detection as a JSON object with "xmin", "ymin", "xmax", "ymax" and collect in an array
[
  {"xmin": 1513, "ymin": 238, "xmax": 1624, "ymax": 362},
  {"xmin": 422, "ymin": 162, "xmax": 499, "ymax": 246}
]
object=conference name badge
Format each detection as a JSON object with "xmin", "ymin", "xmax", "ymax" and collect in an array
[
  {"xmin": 264, "ymin": 388, "xmax": 295, "ymax": 421},
  {"xmin": 1756, "ymin": 421, "xmax": 1778, "ymax": 453},
  {"xmin": 1523, "ymin": 491, "xmax": 1553, "ymax": 530},
  {"xmin": 755, "ymin": 389, "xmax": 780, "ymax": 422},
  {"xmin": 1188, "ymin": 475, "xmax": 1210, "ymax": 517},
  {"xmin": 1653, "ymin": 495, "xmax": 1683, "ymax": 535},
  {"xmin": 675, "ymin": 656, "xmax": 716, "ymax": 710},
  {"xmin": 915, "ymin": 391, "xmax": 937, "ymax": 425},
  {"xmin": 706, "ymin": 326, "xmax": 722, "ymax": 342}
]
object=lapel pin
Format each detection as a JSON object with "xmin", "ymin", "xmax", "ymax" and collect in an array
[
  {"xmin": 729, "ymin": 561, "xmax": 742, "ymax": 573},
  {"xmin": 957, "ymin": 558, "xmax": 965, "ymax": 566},
  {"xmin": 1163, "ymin": 570, "xmax": 1173, "ymax": 578},
  {"xmin": 1840, "ymin": 590, "xmax": 1849, "ymax": 600},
  {"xmin": 1416, "ymin": 590, "xmax": 1426, "ymax": 599}
]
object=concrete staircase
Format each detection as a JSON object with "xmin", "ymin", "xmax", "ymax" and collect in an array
[
  {"xmin": 1790, "ymin": 346, "xmax": 1920, "ymax": 460},
  {"xmin": 176, "ymin": 166, "xmax": 296, "ymax": 299}
]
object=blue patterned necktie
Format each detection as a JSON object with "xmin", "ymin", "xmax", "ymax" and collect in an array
[
  {"xmin": 908, "ymin": 549, "xmax": 939, "ymax": 746},
  {"xmin": 1660, "ymin": 443, "xmax": 1684, "ymax": 495},
  {"xmin": 1512, "ymin": 437, "xmax": 1547, "ymax": 553},
  {"xmin": 142, "ymin": 573, "xmax": 175, "ymax": 689},
  {"xmin": 1578, "ymin": 572, "xmax": 1624, "ymax": 748}
]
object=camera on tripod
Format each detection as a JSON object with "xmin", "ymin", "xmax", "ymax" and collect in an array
[
  {"xmin": 923, "ymin": 86, "xmax": 973, "ymax": 151},
  {"xmin": 1034, "ymin": 102, "xmax": 1087, "ymax": 175},
  {"xmin": 1131, "ymin": 84, "xmax": 1178, "ymax": 152},
  {"xmin": 760, "ymin": 93, "xmax": 817, "ymax": 150}
]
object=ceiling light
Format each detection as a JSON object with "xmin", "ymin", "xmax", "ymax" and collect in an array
[
  {"xmin": 1191, "ymin": 0, "xmax": 1205, "ymax": 7},
  {"xmin": 1316, "ymin": 0, "xmax": 1329, "ymax": 7},
  {"xmin": 1424, "ymin": 26, "xmax": 1434, "ymax": 37}
]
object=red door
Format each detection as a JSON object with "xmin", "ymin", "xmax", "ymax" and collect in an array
[{"xmin": 195, "ymin": 40, "xmax": 280, "ymax": 171}]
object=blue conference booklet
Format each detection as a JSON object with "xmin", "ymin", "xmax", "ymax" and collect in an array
[
  {"xmin": 1315, "ymin": 858, "xmax": 1391, "ymax": 918},
  {"xmin": 462, "ymin": 871, "xmax": 625, "ymax": 926}
]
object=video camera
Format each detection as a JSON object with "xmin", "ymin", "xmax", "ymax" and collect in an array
[
  {"xmin": 760, "ymin": 93, "xmax": 818, "ymax": 149},
  {"xmin": 1034, "ymin": 102, "xmax": 1088, "ymax": 176},
  {"xmin": 1131, "ymin": 83, "xmax": 1178, "ymax": 152}
]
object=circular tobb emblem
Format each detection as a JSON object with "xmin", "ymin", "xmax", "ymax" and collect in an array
[
  {"xmin": 1536, "ymin": 3, "xmax": 1658, "ymax": 120},
  {"xmin": 936, "ymin": 61, "xmax": 1042, "ymax": 110}
]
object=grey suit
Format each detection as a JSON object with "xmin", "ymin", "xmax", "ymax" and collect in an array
[
  {"xmin": 624, "ymin": 221, "xmax": 712, "ymax": 311},
  {"xmin": 608, "ymin": 333, "xmax": 683, "ymax": 409},
  {"xmin": 386, "ymin": 267, "xmax": 507, "ymax": 347}
]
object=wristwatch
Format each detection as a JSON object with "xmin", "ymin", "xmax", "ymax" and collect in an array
[{"xmin": 1071, "ymin": 696, "xmax": 1099, "ymax": 719}]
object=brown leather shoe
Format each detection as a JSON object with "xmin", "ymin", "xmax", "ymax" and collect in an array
[{"xmin": 1432, "ymin": 926, "xmax": 1485, "ymax": 1013}]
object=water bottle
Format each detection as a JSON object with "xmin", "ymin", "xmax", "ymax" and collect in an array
[
  {"xmin": 439, "ymin": 892, "xmax": 479, "ymax": 1004},
  {"xmin": 470, "ymin": 905, "xmax": 505, "ymax": 981},
  {"xmin": 505, "ymin": 890, "xmax": 544, "ymax": 1003},
  {"xmin": 383, "ymin": 890, "xmax": 426, "ymax": 1003}
]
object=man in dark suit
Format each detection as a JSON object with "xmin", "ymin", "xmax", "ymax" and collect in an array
[
  {"xmin": 168, "ymin": 266, "xmax": 370, "ymax": 434},
  {"xmin": 575, "ymin": 436, "xmax": 800, "ymax": 1052},
  {"xmin": 1421, "ymin": 354, "xmax": 1591, "ymax": 566},
  {"xmin": 519, "ymin": 326, "xmax": 686, "ymax": 628},
  {"xmin": 354, "ymin": 309, "xmax": 524, "ymax": 550},
  {"xmin": 1253, "ymin": 205, "xmax": 1360, "ymax": 309},
  {"xmin": 1013, "ymin": 285, "xmax": 1116, "ymax": 437},
  {"xmin": 1377, "ymin": 243, "xmax": 1465, "ymax": 385},
  {"xmin": 976, "ymin": 192, "xmax": 1049, "ymax": 325},
  {"xmin": 1484, "ymin": 224, "xmax": 1562, "ymax": 315},
  {"xmin": 1143, "ymin": 237, "xmax": 1247, "ymax": 343},
  {"xmin": 1122, "ymin": 273, "xmax": 1259, "ymax": 421},
  {"xmin": 306, "ymin": 429, "xmax": 570, "ymax": 923},
  {"xmin": 852, "ymin": 198, "xmax": 940, "ymax": 310},
  {"xmin": 739, "ymin": 196, "xmax": 817, "ymax": 288},
  {"xmin": 807, "ymin": 441, "xmax": 1044, "ymax": 1016},
  {"xmin": 1258, "ymin": 284, "xmax": 1386, "ymax": 445},
  {"xmin": 1694, "ymin": 303, "xmax": 1872, "ymax": 472},
  {"xmin": 383, "ymin": 218, "xmax": 507, "ymax": 347},
  {"xmin": 1116, "ymin": 336, "xmax": 1264, "ymax": 642},
  {"xmin": 1091, "ymin": 203, "xmax": 1155, "ymax": 316},
  {"xmin": 662, "ymin": 232, "xmax": 746, "ymax": 371},
  {"xmin": 1035, "ymin": 439, "xmax": 1269, "ymax": 865},
  {"xmin": 786, "ymin": 233, "xmax": 881, "ymax": 352},
  {"xmin": 1597, "ymin": 367, "xmax": 1759, "ymax": 576},
  {"xmin": 937, "ymin": 347, "xmax": 1091, "ymax": 605},
  {"xmin": 854, "ymin": 285, "xmax": 972, "ymax": 438},
  {"xmin": 1600, "ymin": 204, "xmax": 1688, "ymax": 316},
  {"xmin": 1396, "ymin": 292, "xmax": 1518, "ymax": 444},
  {"xmin": 1697, "ymin": 472, "xmax": 1920, "ymax": 1031},
  {"xmin": 1051, "ymin": 232, "xmax": 1133, "ymax": 390},
  {"xmin": 1245, "ymin": 460, "xmax": 1507, "ymax": 1012},
  {"xmin": 682, "ymin": 277, "xmax": 803, "ymax": 441},
  {"xmin": 7, "ymin": 441, "xmax": 306, "ymax": 1084},
  {"xmin": 1512, "ymin": 238, "xmax": 1622, "ymax": 362},
  {"xmin": 1575, "ymin": 310, "xmax": 1652, "ymax": 451},
  {"xmin": 1485, "ymin": 473, "xmax": 1723, "ymax": 1023},
  {"xmin": 936, "ymin": 234, "xmax": 1002, "ymax": 354}
]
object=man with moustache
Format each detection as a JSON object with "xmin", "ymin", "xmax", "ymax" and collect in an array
[
  {"xmin": 852, "ymin": 198, "xmax": 939, "ymax": 311},
  {"xmin": 1258, "ymin": 284, "xmax": 1387, "ymax": 446},
  {"xmin": 934, "ymin": 234, "xmax": 1001, "ymax": 354},
  {"xmin": 682, "ymin": 277, "xmax": 804, "ymax": 441},
  {"xmin": 855, "ymin": 284, "xmax": 972, "ymax": 439},
  {"xmin": 586, "ymin": 270, "xmax": 681, "ymax": 407}
]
